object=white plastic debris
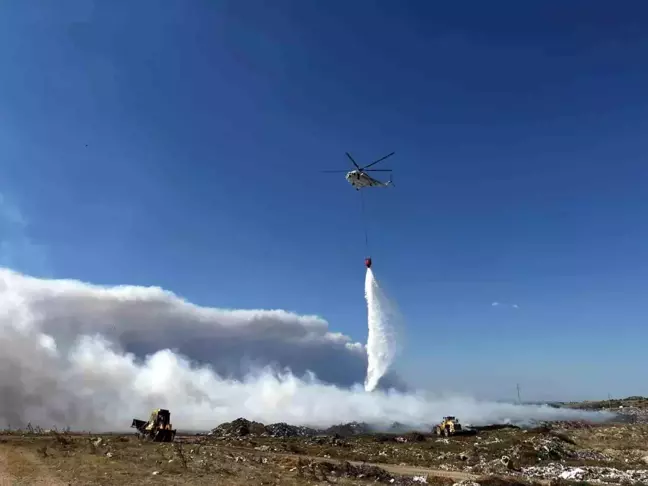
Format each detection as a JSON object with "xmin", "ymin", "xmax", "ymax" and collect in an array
[{"xmin": 559, "ymin": 467, "xmax": 585, "ymax": 480}]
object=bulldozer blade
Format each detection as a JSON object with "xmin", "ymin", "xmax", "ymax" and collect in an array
[
  {"xmin": 153, "ymin": 429, "xmax": 176, "ymax": 442},
  {"xmin": 131, "ymin": 419, "xmax": 147, "ymax": 430}
]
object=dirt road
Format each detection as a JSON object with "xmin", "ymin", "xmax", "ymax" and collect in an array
[
  {"xmin": 0, "ymin": 444, "xmax": 66, "ymax": 485},
  {"xmin": 223, "ymin": 444, "xmax": 551, "ymax": 484},
  {"xmin": 221, "ymin": 443, "xmax": 479, "ymax": 481},
  {"xmin": 0, "ymin": 449, "xmax": 11, "ymax": 486},
  {"xmin": 302, "ymin": 454, "xmax": 478, "ymax": 480}
]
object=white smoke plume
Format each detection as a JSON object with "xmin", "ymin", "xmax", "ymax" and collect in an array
[
  {"xmin": 0, "ymin": 268, "xmax": 612, "ymax": 432},
  {"xmin": 364, "ymin": 268, "xmax": 400, "ymax": 392}
]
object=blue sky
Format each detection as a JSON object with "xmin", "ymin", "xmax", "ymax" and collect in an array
[{"xmin": 2, "ymin": 0, "xmax": 648, "ymax": 401}]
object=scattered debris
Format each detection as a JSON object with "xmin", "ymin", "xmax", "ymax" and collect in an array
[
  {"xmin": 298, "ymin": 459, "xmax": 394, "ymax": 482},
  {"xmin": 324, "ymin": 421, "xmax": 373, "ymax": 437},
  {"xmin": 264, "ymin": 422, "xmax": 319, "ymax": 438},
  {"xmin": 3, "ymin": 398, "xmax": 648, "ymax": 485},
  {"xmin": 522, "ymin": 463, "xmax": 648, "ymax": 483}
]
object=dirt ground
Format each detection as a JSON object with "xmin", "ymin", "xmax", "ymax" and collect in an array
[
  {"xmin": 0, "ymin": 431, "xmax": 546, "ymax": 486},
  {"xmin": 2, "ymin": 398, "xmax": 648, "ymax": 486},
  {"xmin": 0, "ymin": 421, "xmax": 646, "ymax": 485}
]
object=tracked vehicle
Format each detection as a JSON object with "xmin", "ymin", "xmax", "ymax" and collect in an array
[{"xmin": 131, "ymin": 408, "xmax": 177, "ymax": 442}]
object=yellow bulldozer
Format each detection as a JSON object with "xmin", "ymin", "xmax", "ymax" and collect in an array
[
  {"xmin": 131, "ymin": 408, "xmax": 177, "ymax": 442},
  {"xmin": 434, "ymin": 416, "xmax": 462, "ymax": 437}
]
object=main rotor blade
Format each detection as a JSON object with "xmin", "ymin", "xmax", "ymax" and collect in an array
[
  {"xmin": 362, "ymin": 151, "xmax": 395, "ymax": 170},
  {"xmin": 320, "ymin": 170, "xmax": 351, "ymax": 173},
  {"xmin": 345, "ymin": 152, "xmax": 361, "ymax": 169},
  {"xmin": 365, "ymin": 169, "xmax": 392, "ymax": 172}
]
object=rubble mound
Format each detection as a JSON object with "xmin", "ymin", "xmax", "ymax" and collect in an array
[
  {"xmin": 210, "ymin": 418, "xmax": 266, "ymax": 437},
  {"xmin": 210, "ymin": 418, "xmax": 384, "ymax": 439},
  {"xmin": 264, "ymin": 422, "xmax": 319, "ymax": 438},
  {"xmin": 468, "ymin": 431, "xmax": 579, "ymax": 476},
  {"xmin": 305, "ymin": 435, "xmax": 350, "ymax": 448},
  {"xmin": 386, "ymin": 421, "xmax": 424, "ymax": 434},
  {"xmin": 515, "ymin": 435, "xmax": 576, "ymax": 463},
  {"xmin": 323, "ymin": 421, "xmax": 372, "ymax": 437},
  {"xmin": 373, "ymin": 434, "xmax": 398, "ymax": 443},
  {"xmin": 614, "ymin": 406, "xmax": 648, "ymax": 424},
  {"xmin": 401, "ymin": 431, "xmax": 427, "ymax": 442},
  {"xmin": 541, "ymin": 420, "xmax": 594, "ymax": 430},
  {"xmin": 473, "ymin": 424, "xmax": 521, "ymax": 432}
]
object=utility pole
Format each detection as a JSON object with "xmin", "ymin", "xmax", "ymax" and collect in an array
[{"xmin": 516, "ymin": 383, "xmax": 522, "ymax": 404}]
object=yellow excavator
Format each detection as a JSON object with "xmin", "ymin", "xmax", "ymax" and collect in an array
[
  {"xmin": 434, "ymin": 416, "xmax": 462, "ymax": 437},
  {"xmin": 131, "ymin": 409, "xmax": 177, "ymax": 442}
]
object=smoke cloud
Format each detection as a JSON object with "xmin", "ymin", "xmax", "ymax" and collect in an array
[{"xmin": 0, "ymin": 268, "xmax": 612, "ymax": 431}]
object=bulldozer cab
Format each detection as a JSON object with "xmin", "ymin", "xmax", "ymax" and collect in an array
[
  {"xmin": 144, "ymin": 409, "xmax": 171, "ymax": 430},
  {"xmin": 132, "ymin": 408, "xmax": 176, "ymax": 442},
  {"xmin": 435, "ymin": 416, "xmax": 462, "ymax": 437}
]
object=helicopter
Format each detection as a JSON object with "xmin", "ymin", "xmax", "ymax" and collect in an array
[{"xmin": 322, "ymin": 152, "xmax": 395, "ymax": 190}]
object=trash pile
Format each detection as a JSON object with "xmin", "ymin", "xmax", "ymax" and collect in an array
[
  {"xmin": 305, "ymin": 435, "xmax": 351, "ymax": 448},
  {"xmin": 467, "ymin": 432, "xmax": 579, "ymax": 475},
  {"xmin": 521, "ymin": 463, "xmax": 648, "ymax": 483},
  {"xmin": 210, "ymin": 418, "xmax": 367, "ymax": 439},
  {"xmin": 557, "ymin": 397, "xmax": 648, "ymax": 424},
  {"xmin": 210, "ymin": 418, "xmax": 432, "ymax": 441},
  {"xmin": 323, "ymin": 421, "xmax": 373, "ymax": 437},
  {"xmin": 209, "ymin": 418, "xmax": 267, "ymax": 438},
  {"xmin": 612, "ymin": 406, "xmax": 648, "ymax": 424},
  {"xmin": 205, "ymin": 416, "xmax": 648, "ymax": 485},
  {"xmin": 519, "ymin": 434, "xmax": 577, "ymax": 461},
  {"xmin": 534, "ymin": 420, "xmax": 594, "ymax": 430},
  {"xmin": 565, "ymin": 423, "xmax": 648, "ymax": 465},
  {"xmin": 264, "ymin": 422, "xmax": 319, "ymax": 438},
  {"xmin": 293, "ymin": 459, "xmax": 431, "ymax": 485}
]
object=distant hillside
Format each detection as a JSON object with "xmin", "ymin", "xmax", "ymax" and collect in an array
[{"xmin": 553, "ymin": 396, "xmax": 648, "ymax": 410}]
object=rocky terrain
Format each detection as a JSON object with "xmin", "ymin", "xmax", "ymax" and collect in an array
[
  {"xmin": 1, "ymin": 397, "xmax": 647, "ymax": 485},
  {"xmin": 203, "ymin": 414, "xmax": 648, "ymax": 485},
  {"xmin": 556, "ymin": 397, "xmax": 648, "ymax": 425}
]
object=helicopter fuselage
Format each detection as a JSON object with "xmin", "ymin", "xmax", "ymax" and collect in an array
[{"xmin": 345, "ymin": 170, "xmax": 389, "ymax": 189}]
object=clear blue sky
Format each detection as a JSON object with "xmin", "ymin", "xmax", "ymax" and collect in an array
[{"xmin": 2, "ymin": 1, "xmax": 648, "ymax": 401}]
